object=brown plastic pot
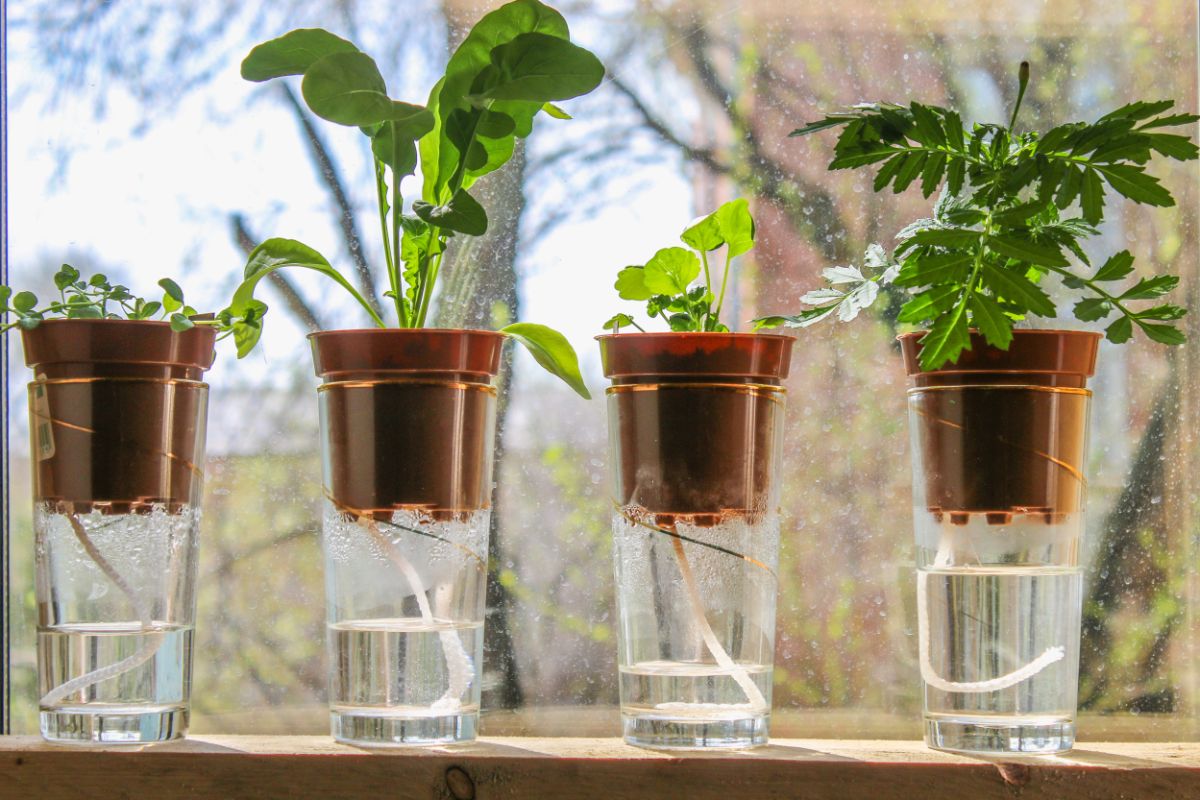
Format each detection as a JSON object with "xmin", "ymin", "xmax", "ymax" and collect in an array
[
  {"xmin": 22, "ymin": 319, "xmax": 217, "ymax": 514},
  {"xmin": 899, "ymin": 329, "xmax": 1101, "ymax": 523},
  {"xmin": 311, "ymin": 329, "xmax": 504, "ymax": 520},
  {"xmin": 598, "ymin": 332, "xmax": 794, "ymax": 525}
]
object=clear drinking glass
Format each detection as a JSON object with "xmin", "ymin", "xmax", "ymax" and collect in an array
[
  {"xmin": 26, "ymin": 320, "xmax": 213, "ymax": 744},
  {"xmin": 313, "ymin": 330, "xmax": 500, "ymax": 746},
  {"xmin": 903, "ymin": 331, "xmax": 1097, "ymax": 755},
  {"xmin": 601, "ymin": 333, "xmax": 792, "ymax": 749}
]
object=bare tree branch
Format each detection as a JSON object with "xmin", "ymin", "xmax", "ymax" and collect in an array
[
  {"xmin": 278, "ymin": 83, "xmax": 384, "ymax": 319},
  {"xmin": 231, "ymin": 212, "xmax": 325, "ymax": 331}
]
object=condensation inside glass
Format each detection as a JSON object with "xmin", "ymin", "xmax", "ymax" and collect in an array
[{"xmin": 5, "ymin": 1, "xmax": 1197, "ymax": 738}]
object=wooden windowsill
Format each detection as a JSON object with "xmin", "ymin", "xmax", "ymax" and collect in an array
[{"xmin": 0, "ymin": 736, "xmax": 1197, "ymax": 799}]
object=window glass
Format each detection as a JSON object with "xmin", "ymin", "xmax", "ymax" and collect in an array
[{"xmin": 6, "ymin": 0, "xmax": 1197, "ymax": 737}]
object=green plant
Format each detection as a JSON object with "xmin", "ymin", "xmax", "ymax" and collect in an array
[
  {"xmin": 758, "ymin": 63, "xmax": 1196, "ymax": 369},
  {"xmin": 603, "ymin": 198, "xmax": 755, "ymax": 332},
  {"xmin": 227, "ymin": 0, "xmax": 603, "ymax": 397},
  {"xmin": 0, "ymin": 263, "xmax": 236, "ymax": 335}
]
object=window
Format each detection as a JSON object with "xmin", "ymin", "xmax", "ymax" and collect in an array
[{"xmin": 5, "ymin": 0, "xmax": 1197, "ymax": 742}]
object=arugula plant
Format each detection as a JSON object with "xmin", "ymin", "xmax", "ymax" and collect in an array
[
  {"xmin": 604, "ymin": 198, "xmax": 755, "ymax": 332},
  {"xmin": 757, "ymin": 63, "xmax": 1197, "ymax": 369},
  {"xmin": 227, "ymin": 0, "xmax": 602, "ymax": 397},
  {"xmin": 0, "ymin": 264, "xmax": 233, "ymax": 335}
]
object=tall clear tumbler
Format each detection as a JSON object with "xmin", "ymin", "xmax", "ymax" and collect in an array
[
  {"xmin": 311, "ymin": 329, "xmax": 501, "ymax": 746},
  {"xmin": 25, "ymin": 320, "xmax": 215, "ymax": 744},
  {"xmin": 599, "ymin": 332, "xmax": 793, "ymax": 750},
  {"xmin": 901, "ymin": 330, "xmax": 1100, "ymax": 755}
]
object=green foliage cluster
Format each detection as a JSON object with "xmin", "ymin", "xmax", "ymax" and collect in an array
[
  {"xmin": 227, "ymin": 0, "xmax": 603, "ymax": 397},
  {"xmin": 0, "ymin": 264, "xmax": 230, "ymax": 335},
  {"xmin": 763, "ymin": 64, "xmax": 1197, "ymax": 369},
  {"xmin": 604, "ymin": 198, "xmax": 755, "ymax": 332}
]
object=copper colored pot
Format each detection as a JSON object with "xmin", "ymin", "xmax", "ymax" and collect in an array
[
  {"xmin": 22, "ymin": 319, "xmax": 217, "ymax": 514},
  {"xmin": 311, "ymin": 329, "xmax": 503, "ymax": 519},
  {"xmin": 899, "ymin": 330, "xmax": 1100, "ymax": 523},
  {"xmin": 599, "ymin": 332, "xmax": 794, "ymax": 524}
]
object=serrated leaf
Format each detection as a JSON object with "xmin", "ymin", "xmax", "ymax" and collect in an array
[
  {"xmin": 1098, "ymin": 100, "xmax": 1176, "ymax": 124},
  {"xmin": 1096, "ymin": 163, "xmax": 1174, "ymax": 207},
  {"xmin": 1137, "ymin": 321, "xmax": 1186, "ymax": 345},
  {"xmin": 1106, "ymin": 315, "xmax": 1133, "ymax": 343},
  {"xmin": 920, "ymin": 152, "xmax": 947, "ymax": 198},
  {"xmin": 1093, "ymin": 250, "xmax": 1135, "ymax": 282},
  {"xmin": 1145, "ymin": 133, "xmax": 1199, "ymax": 161},
  {"xmin": 980, "ymin": 264, "xmax": 1058, "ymax": 317},
  {"xmin": 1080, "ymin": 168, "xmax": 1105, "ymax": 224},
  {"xmin": 897, "ymin": 284, "xmax": 961, "ymax": 324},
  {"xmin": 892, "ymin": 151, "xmax": 928, "ymax": 193},
  {"xmin": 910, "ymin": 102, "xmax": 946, "ymax": 146},
  {"xmin": 969, "ymin": 292, "xmax": 1014, "ymax": 350},
  {"xmin": 873, "ymin": 153, "xmax": 906, "ymax": 192},
  {"xmin": 1054, "ymin": 165, "xmax": 1084, "ymax": 209},
  {"xmin": 987, "ymin": 233, "xmax": 1069, "ymax": 267},
  {"xmin": 893, "ymin": 252, "xmax": 973, "ymax": 288},
  {"xmin": 917, "ymin": 308, "xmax": 972, "ymax": 370},
  {"xmin": 1139, "ymin": 112, "xmax": 1200, "ymax": 130},
  {"xmin": 901, "ymin": 227, "xmax": 982, "ymax": 250},
  {"xmin": 992, "ymin": 200, "xmax": 1047, "ymax": 227},
  {"xmin": 1120, "ymin": 275, "xmax": 1180, "ymax": 300},
  {"xmin": 946, "ymin": 157, "xmax": 966, "ymax": 196},
  {"xmin": 1073, "ymin": 297, "xmax": 1111, "ymax": 322},
  {"xmin": 1136, "ymin": 304, "xmax": 1187, "ymax": 321}
]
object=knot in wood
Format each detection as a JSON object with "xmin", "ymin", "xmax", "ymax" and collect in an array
[{"xmin": 445, "ymin": 765, "xmax": 476, "ymax": 800}]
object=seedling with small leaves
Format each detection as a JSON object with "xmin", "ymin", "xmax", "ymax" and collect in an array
[
  {"xmin": 758, "ymin": 63, "xmax": 1196, "ymax": 369},
  {"xmin": 604, "ymin": 198, "xmax": 755, "ymax": 333},
  {"xmin": 0, "ymin": 264, "xmax": 247, "ymax": 336},
  {"xmin": 228, "ymin": 0, "xmax": 603, "ymax": 398}
]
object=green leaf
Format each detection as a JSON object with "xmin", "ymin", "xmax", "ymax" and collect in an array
[
  {"xmin": 643, "ymin": 247, "xmax": 701, "ymax": 295},
  {"xmin": 240, "ymin": 28, "xmax": 359, "ymax": 81},
  {"xmin": 945, "ymin": 156, "xmax": 966, "ymax": 196},
  {"xmin": 980, "ymin": 264, "xmax": 1058, "ymax": 317},
  {"xmin": 909, "ymin": 102, "xmax": 946, "ymax": 146},
  {"xmin": 897, "ymin": 284, "xmax": 961, "ymax": 324},
  {"xmin": 681, "ymin": 212, "xmax": 724, "ymax": 252},
  {"xmin": 893, "ymin": 252, "xmax": 973, "ymax": 288},
  {"xmin": 476, "ymin": 32, "xmax": 604, "ymax": 102},
  {"xmin": 1080, "ymin": 168, "xmax": 1105, "ymax": 224},
  {"xmin": 501, "ymin": 322, "xmax": 590, "ymax": 399},
  {"xmin": 158, "ymin": 278, "xmax": 184, "ymax": 303},
  {"xmin": 892, "ymin": 151, "xmax": 928, "ymax": 193},
  {"xmin": 1145, "ymin": 133, "xmax": 1199, "ymax": 161},
  {"xmin": 169, "ymin": 313, "xmax": 196, "ymax": 332},
  {"xmin": 1098, "ymin": 100, "xmax": 1176, "ymax": 124},
  {"xmin": 66, "ymin": 304, "xmax": 103, "ymax": 319},
  {"xmin": 89, "ymin": 273, "xmax": 109, "ymax": 287},
  {"xmin": 412, "ymin": 189, "xmax": 488, "ymax": 236},
  {"xmin": 1120, "ymin": 275, "xmax": 1180, "ymax": 300},
  {"xmin": 1093, "ymin": 250, "xmax": 1135, "ymax": 282},
  {"xmin": 1138, "ymin": 321, "xmax": 1186, "ymax": 345},
  {"xmin": 991, "ymin": 200, "xmax": 1047, "ymax": 227},
  {"xmin": 541, "ymin": 102, "xmax": 572, "ymax": 119},
  {"xmin": 1139, "ymin": 112, "xmax": 1200, "ymax": 130},
  {"xmin": 140, "ymin": 300, "xmax": 163, "ymax": 319},
  {"xmin": 789, "ymin": 116, "xmax": 858, "ymax": 137},
  {"xmin": 920, "ymin": 152, "xmax": 947, "ymax": 198},
  {"xmin": 901, "ymin": 227, "xmax": 982, "ymax": 251},
  {"xmin": 54, "ymin": 265, "xmax": 79, "ymax": 290},
  {"xmin": 987, "ymin": 232, "xmax": 1069, "ymax": 267},
  {"xmin": 1073, "ymin": 297, "xmax": 1111, "ymax": 322},
  {"xmin": 12, "ymin": 291, "xmax": 37, "ymax": 312},
  {"xmin": 917, "ymin": 308, "xmax": 972, "ymax": 370},
  {"xmin": 1106, "ymin": 315, "xmax": 1133, "ymax": 344},
  {"xmin": 301, "ymin": 51, "xmax": 394, "ymax": 126},
  {"xmin": 370, "ymin": 125, "xmax": 419, "ymax": 175},
  {"xmin": 602, "ymin": 313, "xmax": 637, "ymax": 331},
  {"xmin": 0, "ymin": 286, "xmax": 12, "ymax": 309},
  {"xmin": 969, "ymin": 292, "xmax": 1014, "ymax": 350},
  {"xmin": 1095, "ymin": 163, "xmax": 1174, "ymax": 207},
  {"xmin": 1135, "ymin": 304, "xmax": 1187, "ymax": 321},
  {"xmin": 231, "ymin": 238, "xmax": 381, "ymax": 356},
  {"xmin": 614, "ymin": 266, "xmax": 653, "ymax": 301},
  {"xmin": 872, "ymin": 152, "xmax": 906, "ymax": 192},
  {"xmin": 713, "ymin": 198, "xmax": 755, "ymax": 257},
  {"xmin": 476, "ymin": 109, "xmax": 517, "ymax": 138}
]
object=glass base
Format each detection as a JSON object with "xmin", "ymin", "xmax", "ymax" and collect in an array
[
  {"xmin": 331, "ymin": 709, "xmax": 478, "ymax": 746},
  {"xmin": 40, "ymin": 705, "xmax": 188, "ymax": 744},
  {"xmin": 622, "ymin": 712, "xmax": 768, "ymax": 750},
  {"xmin": 925, "ymin": 716, "xmax": 1075, "ymax": 756}
]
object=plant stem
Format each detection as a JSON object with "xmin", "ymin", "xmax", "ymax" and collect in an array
[
  {"xmin": 1040, "ymin": 263, "xmax": 1140, "ymax": 321},
  {"xmin": 390, "ymin": 123, "xmax": 406, "ymax": 327},
  {"xmin": 373, "ymin": 159, "xmax": 401, "ymax": 324},
  {"xmin": 713, "ymin": 250, "xmax": 734, "ymax": 323},
  {"xmin": 701, "ymin": 250, "xmax": 712, "ymax": 294},
  {"xmin": 1009, "ymin": 61, "xmax": 1031, "ymax": 131},
  {"xmin": 416, "ymin": 247, "xmax": 444, "ymax": 328}
]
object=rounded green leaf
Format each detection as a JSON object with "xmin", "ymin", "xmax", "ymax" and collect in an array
[
  {"xmin": 13, "ymin": 291, "xmax": 37, "ymax": 312},
  {"xmin": 681, "ymin": 212, "xmax": 724, "ymax": 252},
  {"xmin": 480, "ymin": 32, "xmax": 605, "ymax": 103},
  {"xmin": 301, "ymin": 51, "xmax": 393, "ymax": 126},
  {"xmin": 614, "ymin": 266, "xmax": 652, "ymax": 301},
  {"xmin": 713, "ymin": 198, "xmax": 755, "ymax": 258},
  {"xmin": 501, "ymin": 321, "xmax": 591, "ymax": 399},
  {"xmin": 643, "ymin": 247, "xmax": 701, "ymax": 295},
  {"xmin": 241, "ymin": 28, "xmax": 358, "ymax": 82}
]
